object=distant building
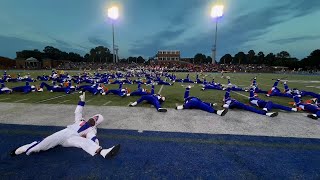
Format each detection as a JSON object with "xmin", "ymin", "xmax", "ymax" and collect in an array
[
  {"xmin": 0, "ymin": 56, "xmax": 15, "ymax": 69},
  {"xmin": 157, "ymin": 50, "xmax": 180, "ymax": 61}
]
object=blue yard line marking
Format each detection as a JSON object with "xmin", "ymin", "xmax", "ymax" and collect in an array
[
  {"xmin": 1, "ymin": 124, "xmax": 320, "ymax": 150},
  {"xmin": 1, "ymin": 123, "xmax": 320, "ymax": 179}
]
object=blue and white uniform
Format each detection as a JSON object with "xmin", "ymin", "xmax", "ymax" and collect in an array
[
  {"xmin": 128, "ymin": 83, "xmax": 153, "ymax": 96},
  {"xmin": 294, "ymin": 95, "xmax": 320, "ymax": 119},
  {"xmin": 19, "ymin": 100, "xmax": 104, "ymax": 156},
  {"xmin": 179, "ymin": 87, "xmax": 224, "ymax": 114},
  {"xmin": 0, "ymin": 83, "xmax": 12, "ymax": 94},
  {"xmin": 223, "ymin": 88, "xmax": 277, "ymax": 116},
  {"xmin": 249, "ymin": 88, "xmax": 295, "ymax": 112}
]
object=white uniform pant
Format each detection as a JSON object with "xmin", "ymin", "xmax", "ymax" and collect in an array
[{"xmin": 26, "ymin": 128, "xmax": 101, "ymax": 156}]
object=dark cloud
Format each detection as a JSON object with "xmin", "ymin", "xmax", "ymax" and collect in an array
[
  {"xmin": 88, "ymin": 37, "xmax": 110, "ymax": 47},
  {"xmin": 53, "ymin": 39, "xmax": 70, "ymax": 46},
  {"xmin": 165, "ymin": 0, "xmax": 204, "ymax": 26},
  {"xmin": 290, "ymin": 0, "xmax": 320, "ymax": 18},
  {"xmin": 0, "ymin": 35, "xmax": 87, "ymax": 58},
  {"xmin": 129, "ymin": 0, "xmax": 320, "ymax": 59},
  {"xmin": 269, "ymin": 35, "xmax": 320, "ymax": 45},
  {"xmin": 0, "ymin": 35, "xmax": 46, "ymax": 58},
  {"xmin": 129, "ymin": 28, "xmax": 186, "ymax": 56}
]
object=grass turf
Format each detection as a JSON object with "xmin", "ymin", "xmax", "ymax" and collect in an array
[{"xmin": 0, "ymin": 70, "xmax": 319, "ymax": 111}]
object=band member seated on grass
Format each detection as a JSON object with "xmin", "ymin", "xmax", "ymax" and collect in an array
[
  {"xmin": 122, "ymin": 77, "xmax": 133, "ymax": 84},
  {"xmin": 12, "ymin": 82, "xmax": 36, "ymax": 94},
  {"xmin": 37, "ymin": 74, "xmax": 49, "ymax": 81},
  {"xmin": 7, "ymin": 73, "xmax": 22, "ymax": 82},
  {"xmin": 250, "ymin": 77, "xmax": 268, "ymax": 94},
  {"xmin": 129, "ymin": 92, "xmax": 167, "ymax": 112},
  {"xmin": 0, "ymin": 82, "xmax": 12, "ymax": 94},
  {"xmin": 174, "ymin": 74, "xmax": 194, "ymax": 83},
  {"xmin": 21, "ymin": 73, "xmax": 36, "ymax": 82},
  {"xmin": 127, "ymin": 83, "xmax": 154, "ymax": 97},
  {"xmin": 176, "ymin": 85, "xmax": 228, "ymax": 116},
  {"xmin": 223, "ymin": 77, "xmax": 244, "ymax": 91},
  {"xmin": 38, "ymin": 81, "xmax": 74, "ymax": 94},
  {"xmin": 284, "ymin": 81, "xmax": 320, "ymax": 99},
  {"xmin": 293, "ymin": 95, "xmax": 320, "ymax": 120},
  {"xmin": 266, "ymin": 79, "xmax": 292, "ymax": 98},
  {"xmin": 104, "ymin": 83, "xmax": 129, "ymax": 97},
  {"xmin": 10, "ymin": 92, "xmax": 121, "ymax": 159},
  {"xmin": 201, "ymin": 79, "xmax": 223, "ymax": 91},
  {"xmin": 249, "ymin": 88, "xmax": 297, "ymax": 112},
  {"xmin": 223, "ymin": 88, "xmax": 278, "ymax": 117},
  {"xmin": 77, "ymin": 83, "xmax": 104, "ymax": 95},
  {"xmin": 2, "ymin": 70, "xmax": 8, "ymax": 81},
  {"xmin": 156, "ymin": 77, "xmax": 174, "ymax": 86},
  {"xmin": 195, "ymin": 74, "xmax": 203, "ymax": 84}
]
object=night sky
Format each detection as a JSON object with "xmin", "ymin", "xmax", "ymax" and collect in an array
[{"xmin": 1, "ymin": 0, "xmax": 320, "ymax": 60}]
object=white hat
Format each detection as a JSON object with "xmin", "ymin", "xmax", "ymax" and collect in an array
[{"xmin": 91, "ymin": 114, "xmax": 104, "ymax": 127}]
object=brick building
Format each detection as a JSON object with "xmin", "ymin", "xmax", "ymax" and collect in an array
[{"xmin": 157, "ymin": 50, "xmax": 180, "ymax": 61}]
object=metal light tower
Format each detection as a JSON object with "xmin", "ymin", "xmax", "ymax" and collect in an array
[
  {"xmin": 108, "ymin": 6, "xmax": 119, "ymax": 63},
  {"xmin": 211, "ymin": 5, "xmax": 224, "ymax": 64},
  {"xmin": 114, "ymin": 45, "xmax": 119, "ymax": 63}
]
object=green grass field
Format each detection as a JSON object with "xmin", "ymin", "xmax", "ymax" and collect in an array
[{"xmin": 1, "ymin": 70, "xmax": 319, "ymax": 111}]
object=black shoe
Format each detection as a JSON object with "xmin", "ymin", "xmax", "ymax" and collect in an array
[
  {"xmin": 105, "ymin": 144, "xmax": 121, "ymax": 158},
  {"xmin": 307, "ymin": 114, "xmax": 318, "ymax": 120},
  {"xmin": 220, "ymin": 108, "xmax": 228, "ymax": 116},
  {"xmin": 158, "ymin": 108, "xmax": 167, "ymax": 112},
  {"xmin": 10, "ymin": 148, "xmax": 18, "ymax": 157},
  {"xmin": 270, "ymin": 112, "xmax": 278, "ymax": 117}
]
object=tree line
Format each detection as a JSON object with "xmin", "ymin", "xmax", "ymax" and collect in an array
[
  {"xmin": 16, "ymin": 46, "xmax": 145, "ymax": 64},
  {"xmin": 15, "ymin": 46, "xmax": 319, "ymax": 70},
  {"xmin": 217, "ymin": 49, "xmax": 319, "ymax": 70}
]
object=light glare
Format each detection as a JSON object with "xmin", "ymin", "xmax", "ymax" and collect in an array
[
  {"xmin": 108, "ymin": 6, "xmax": 119, "ymax": 20},
  {"xmin": 211, "ymin": 5, "xmax": 224, "ymax": 18}
]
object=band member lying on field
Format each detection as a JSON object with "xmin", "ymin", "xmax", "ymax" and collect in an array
[
  {"xmin": 293, "ymin": 95, "xmax": 320, "ymax": 120},
  {"xmin": 223, "ymin": 88, "xmax": 278, "ymax": 117},
  {"xmin": 249, "ymin": 88, "xmax": 297, "ymax": 112},
  {"xmin": 10, "ymin": 93, "xmax": 121, "ymax": 158},
  {"xmin": 176, "ymin": 85, "xmax": 228, "ymax": 116},
  {"xmin": 0, "ymin": 82, "xmax": 12, "ymax": 94},
  {"xmin": 12, "ymin": 82, "xmax": 36, "ymax": 94},
  {"xmin": 284, "ymin": 81, "xmax": 320, "ymax": 99},
  {"xmin": 127, "ymin": 82, "xmax": 154, "ymax": 96},
  {"xmin": 129, "ymin": 92, "xmax": 167, "ymax": 112},
  {"xmin": 266, "ymin": 79, "xmax": 292, "ymax": 98}
]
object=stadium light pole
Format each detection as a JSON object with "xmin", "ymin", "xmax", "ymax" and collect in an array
[
  {"xmin": 108, "ymin": 6, "xmax": 119, "ymax": 63},
  {"xmin": 211, "ymin": 5, "xmax": 224, "ymax": 64}
]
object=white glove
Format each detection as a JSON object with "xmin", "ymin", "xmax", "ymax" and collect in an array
[{"xmin": 79, "ymin": 92, "xmax": 86, "ymax": 101}]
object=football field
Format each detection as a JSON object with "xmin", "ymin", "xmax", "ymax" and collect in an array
[
  {"xmin": 0, "ymin": 70, "xmax": 320, "ymax": 178},
  {"xmin": 1, "ymin": 70, "xmax": 320, "ymax": 109}
]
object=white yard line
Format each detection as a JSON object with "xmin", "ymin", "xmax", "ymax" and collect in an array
[
  {"xmin": 86, "ymin": 98, "xmax": 95, "ymax": 103},
  {"xmin": 0, "ymin": 98, "xmax": 10, "ymax": 101},
  {"xmin": 232, "ymin": 91, "xmax": 249, "ymax": 98},
  {"xmin": 57, "ymin": 100, "xmax": 70, "ymax": 104},
  {"xmin": 158, "ymin": 85, "xmax": 164, "ymax": 94},
  {"xmin": 103, "ymin": 101, "xmax": 112, "ymax": 106},
  {"xmin": 37, "ymin": 93, "xmax": 71, "ymax": 103},
  {"xmin": 14, "ymin": 98, "xmax": 30, "ymax": 103},
  {"xmin": 157, "ymin": 78, "xmax": 166, "ymax": 94}
]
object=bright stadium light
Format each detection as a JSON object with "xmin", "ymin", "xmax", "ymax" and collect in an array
[
  {"xmin": 108, "ymin": 6, "xmax": 119, "ymax": 20},
  {"xmin": 211, "ymin": 5, "xmax": 224, "ymax": 18},
  {"xmin": 211, "ymin": 5, "xmax": 224, "ymax": 64},
  {"xmin": 107, "ymin": 6, "xmax": 119, "ymax": 63}
]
